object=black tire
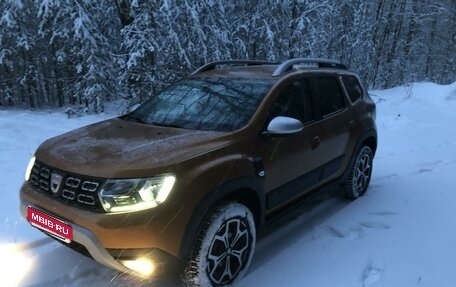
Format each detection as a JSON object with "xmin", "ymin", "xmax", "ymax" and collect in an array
[
  {"xmin": 343, "ymin": 145, "xmax": 374, "ymax": 199},
  {"xmin": 183, "ymin": 203, "xmax": 256, "ymax": 286}
]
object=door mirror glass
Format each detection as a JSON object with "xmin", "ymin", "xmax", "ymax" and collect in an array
[{"xmin": 266, "ymin": 116, "xmax": 303, "ymax": 135}]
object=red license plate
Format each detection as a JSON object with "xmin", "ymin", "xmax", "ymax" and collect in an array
[{"xmin": 27, "ymin": 206, "xmax": 73, "ymax": 243}]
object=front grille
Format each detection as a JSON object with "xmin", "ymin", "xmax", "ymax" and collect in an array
[{"xmin": 29, "ymin": 161, "xmax": 105, "ymax": 212}]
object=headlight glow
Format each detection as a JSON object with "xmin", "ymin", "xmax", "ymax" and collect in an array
[
  {"xmin": 99, "ymin": 175, "xmax": 175, "ymax": 213},
  {"xmin": 0, "ymin": 244, "xmax": 34, "ymax": 287},
  {"xmin": 25, "ymin": 156, "xmax": 35, "ymax": 181}
]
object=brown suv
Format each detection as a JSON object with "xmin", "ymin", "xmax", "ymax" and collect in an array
[{"xmin": 20, "ymin": 58, "xmax": 377, "ymax": 286}]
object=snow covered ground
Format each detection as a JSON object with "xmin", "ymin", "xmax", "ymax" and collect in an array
[{"xmin": 0, "ymin": 81, "xmax": 455, "ymax": 286}]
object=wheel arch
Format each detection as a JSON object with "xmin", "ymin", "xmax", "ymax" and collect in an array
[
  {"xmin": 218, "ymin": 188, "xmax": 263, "ymax": 229},
  {"xmin": 342, "ymin": 128, "xmax": 377, "ymax": 181},
  {"xmin": 362, "ymin": 133, "xmax": 377, "ymax": 156},
  {"xmin": 178, "ymin": 176, "xmax": 264, "ymax": 259}
]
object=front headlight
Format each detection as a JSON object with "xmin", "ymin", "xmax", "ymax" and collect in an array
[
  {"xmin": 25, "ymin": 156, "xmax": 36, "ymax": 181},
  {"xmin": 99, "ymin": 175, "xmax": 175, "ymax": 213}
]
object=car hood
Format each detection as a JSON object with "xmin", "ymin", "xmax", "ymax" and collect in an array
[{"xmin": 35, "ymin": 118, "xmax": 229, "ymax": 178}]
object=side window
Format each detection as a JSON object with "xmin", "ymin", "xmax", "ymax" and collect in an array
[
  {"xmin": 341, "ymin": 75, "xmax": 363, "ymax": 103},
  {"xmin": 269, "ymin": 79, "xmax": 313, "ymax": 124},
  {"xmin": 314, "ymin": 76, "xmax": 346, "ymax": 117}
]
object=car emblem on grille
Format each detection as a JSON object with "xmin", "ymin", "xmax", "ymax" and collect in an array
[{"xmin": 50, "ymin": 173, "xmax": 63, "ymax": 194}]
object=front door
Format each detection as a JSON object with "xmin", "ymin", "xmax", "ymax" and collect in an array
[{"xmin": 256, "ymin": 76, "xmax": 326, "ymax": 210}]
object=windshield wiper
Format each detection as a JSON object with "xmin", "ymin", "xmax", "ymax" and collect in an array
[
  {"xmin": 120, "ymin": 115, "xmax": 184, "ymax": 128},
  {"xmin": 150, "ymin": 122, "xmax": 184, "ymax": 129},
  {"xmin": 120, "ymin": 114, "xmax": 148, "ymax": 124}
]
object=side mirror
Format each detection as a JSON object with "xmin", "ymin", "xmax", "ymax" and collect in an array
[{"xmin": 266, "ymin": 116, "xmax": 303, "ymax": 136}]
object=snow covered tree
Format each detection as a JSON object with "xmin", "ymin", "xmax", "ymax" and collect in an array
[
  {"xmin": 120, "ymin": 1, "xmax": 160, "ymax": 103},
  {"xmin": 71, "ymin": 0, "xmax": 122, "ymax": 112},
  {"xmin": 0, "ymin": 0, "xmax": 455, "ymax": 109},
  {"xmin": 1, "ymin": 0, "xmax": 40, "ymax": 108}
]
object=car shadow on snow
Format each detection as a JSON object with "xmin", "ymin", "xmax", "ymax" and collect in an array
[{"xmin": 250, "ymin": 189, "xmax": 350, "ymax": 274}]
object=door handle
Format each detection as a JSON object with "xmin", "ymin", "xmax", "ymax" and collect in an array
[
  {"xmin": 348, "ymin": 120, "xmax": 355, "ymax": 129},
  {"xmin": 311, "ymin": 136, "xmax": 321, "ymax": 150}
]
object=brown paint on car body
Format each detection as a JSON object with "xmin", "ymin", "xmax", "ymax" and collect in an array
[{"xmin": 20, "ymin": 60, "xmax": 377, "ymax": 275}]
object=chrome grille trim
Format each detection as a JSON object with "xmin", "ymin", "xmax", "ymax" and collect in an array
[
  {"xmin": 62, "ymin": 189, "xmax": 75, "ymax": 200},
  {"xmin": 77, "ymin": 194, "xmax": 96, "ymax": 205},
  {"xmin": 28, "ymin": 161, "xmax": 104, "ymax": 212},
  {"xmin": 66, "ymin": 177, "xmax": 81, "ymax": 188},
  {"xmin": 30, "ymin": 174, "xmax": 39, "ymax": 185},
  {"xmin": 39, "ymin": 179, "xmax": 49, "ymax": 191},
  {"xmin": 40, "ymin": 167, "xmax": 50, "ymax": 179},
  {"xmin": 81, "ymin": 181, "xmax": 99, "ymax": 192}
]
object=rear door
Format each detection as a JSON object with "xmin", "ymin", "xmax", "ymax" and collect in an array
[{"xmin": 309, "ymin": 75, "xmax": 352, "ymax": 180}]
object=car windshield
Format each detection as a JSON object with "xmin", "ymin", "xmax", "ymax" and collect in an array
[{"xmin": 126, "ymin": 78, "xmax": 273, "ymax": 132}]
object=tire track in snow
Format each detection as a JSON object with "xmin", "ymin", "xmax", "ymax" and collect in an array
[
  {"xmin": 362, "ymin": 259, "xmax": 384, "ymax": 286},
  {"xmin": 359, "ymin": 222, "xmax": 391, "ymax": 230}
]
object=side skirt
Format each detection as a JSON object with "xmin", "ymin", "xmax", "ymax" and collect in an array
[{"xmin": 266, "ymin": 155, "xmax": 344, "ymax": 211}]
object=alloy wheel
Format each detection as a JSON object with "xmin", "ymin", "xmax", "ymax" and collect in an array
[
  {"xmin": 206, "ymin": 218, "xmax": 251, "ymax": 285},
  {"xmin": 353, "ymin": 151, "xmax": 372, "ymax": 196}
]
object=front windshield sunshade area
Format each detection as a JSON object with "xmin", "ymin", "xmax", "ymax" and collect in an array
[{"xmin": 129, "ymin": 78, "xmax": 273, "ymax": 132}]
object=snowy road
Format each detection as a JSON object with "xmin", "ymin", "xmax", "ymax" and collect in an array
[{"xmin": 1, "ymin": 82, "xmax": 455, "ymax": 286}]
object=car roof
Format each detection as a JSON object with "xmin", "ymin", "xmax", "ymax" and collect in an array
[
  {"xmin": 191, "ymin": 65, "xmax": 278, "ymax": 80},
  {"xmin": 190, "ymin": 59, "xmax": 357, "ymax": 81}
]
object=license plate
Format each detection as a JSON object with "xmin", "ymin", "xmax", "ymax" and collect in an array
[{"xmin": 27, "ymin": 206, "xmax": 73, "ymax": 243}]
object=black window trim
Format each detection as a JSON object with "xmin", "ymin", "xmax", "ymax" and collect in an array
[
  {"xmin": 309, "ymin": 74, "xmax": 349, "ymax": 120},
  {"xmin": 339, "ymin": 74, "xmax": 364, "ymax": 104},
  {"xmin": 262, "ymin": 74, "xmax": 317, "ymax": 129}
]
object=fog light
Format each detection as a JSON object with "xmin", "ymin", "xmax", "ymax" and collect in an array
[
  {"xmin": 121, "ymin": 257, "xmax": 155, "ymax": 277},
  {"xmin": 0, "ymin": 244, "xmax": 34, "ymax": 287}
]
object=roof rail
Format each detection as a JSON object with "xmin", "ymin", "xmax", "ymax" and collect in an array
[
  {"xmin": 192, "ymin": 60, "xmax": 276, "ymax": 75},
  {"xmin": 272, "ymin": 58, "xmax": 347, "ymax": 77}
]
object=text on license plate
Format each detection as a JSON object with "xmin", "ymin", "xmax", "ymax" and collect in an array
[{"xmin": 27, "ymin": 206, "xmax": 73, "ymax": 243}]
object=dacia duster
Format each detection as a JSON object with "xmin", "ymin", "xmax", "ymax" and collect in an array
[{"xmin": 20, "ymin": 58, "xmax": 377, "ymax": 286}]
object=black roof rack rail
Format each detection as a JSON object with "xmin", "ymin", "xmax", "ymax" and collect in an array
[
  {"xmin": 192, "ymin": 60, "xmax": 276, "ymax": 75},
  {"xmin": 272, "ymin": 58, "xmax": 347, "ymax": 77}
]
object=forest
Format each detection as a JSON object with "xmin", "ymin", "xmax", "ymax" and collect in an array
[{"xmin": 0, "ymin": 0, "xmax": 454, "ymax": 112}]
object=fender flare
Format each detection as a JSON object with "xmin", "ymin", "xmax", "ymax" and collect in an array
[
  {"xmin": 342, "ymin": 128, "xmax": 377, "ymax": 180},
  {"xmin": 178, "ymin": 176, "xmax": 264, "ymax": 259}
]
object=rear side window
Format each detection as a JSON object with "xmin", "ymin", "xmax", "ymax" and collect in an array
[
  {"xmin": 341, "ymin": 75, "xmax": 363, "ymax": 103},
  {"xmin": 314, "ymin": 76, "xmax": 346, "ymax": 117}
]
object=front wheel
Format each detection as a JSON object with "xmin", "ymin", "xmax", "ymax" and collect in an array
[
  {"xmin": 183, "ymin": 202, "xmax": 256, "ymax": 286},
  {"xmin": 343, "ymin": 145, "xmax": 374, "ymax": 199}
]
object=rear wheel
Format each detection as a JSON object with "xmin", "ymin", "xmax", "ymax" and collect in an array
[
  {"xmin": 183, "ymin": 202, "xmax": 256, "ymax": 286},
  {"xmin": 343, "ymin": 145, "xmax": 373, "ymax": 199}
]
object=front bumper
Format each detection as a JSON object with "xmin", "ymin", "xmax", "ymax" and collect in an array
[
  {"xmin": 19, "ymin": 182, "xmax": 185, "ymax": 277},
  {"xmin": 21, "ymin": 201, "xmax": 161, "ymax": 277}
]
